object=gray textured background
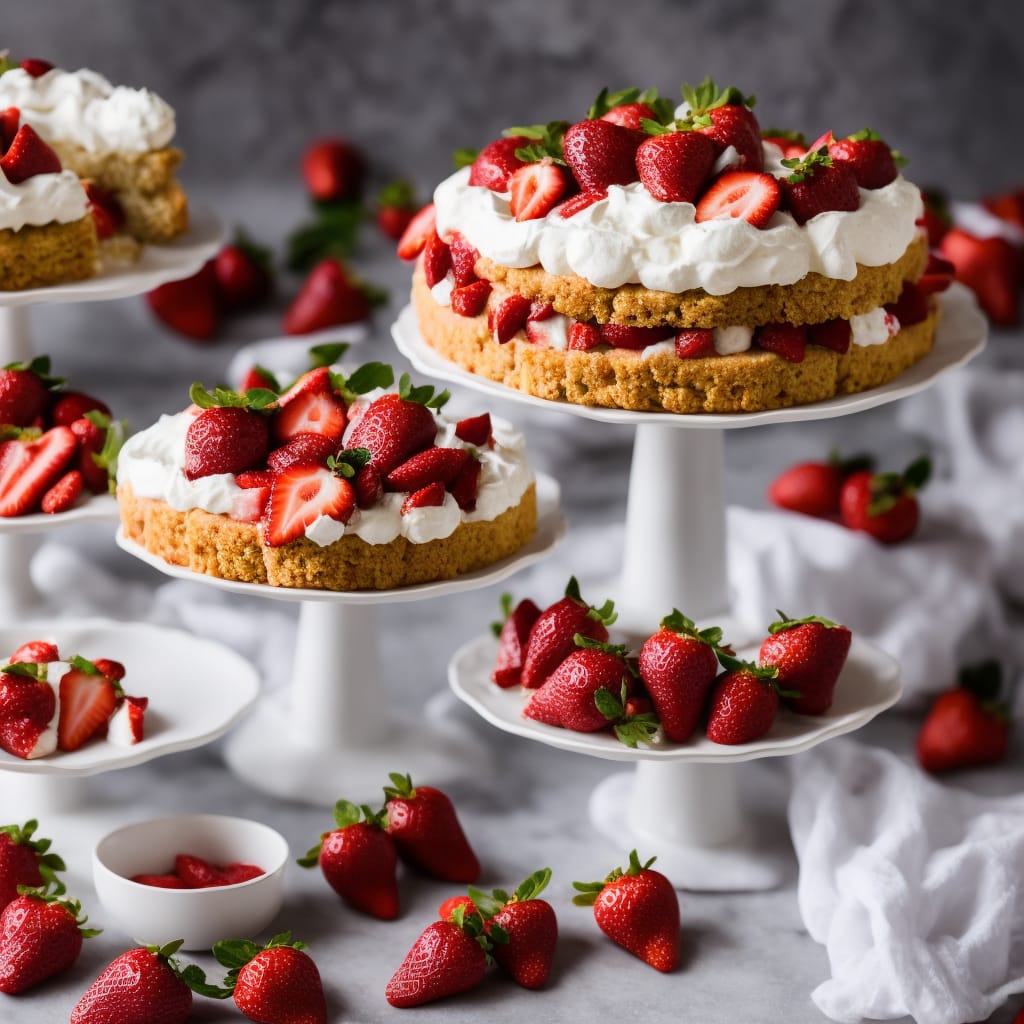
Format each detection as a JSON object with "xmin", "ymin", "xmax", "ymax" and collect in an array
[{"xmin": 7, "ymin": 0, "xmax": 1024, "ymax": 200}]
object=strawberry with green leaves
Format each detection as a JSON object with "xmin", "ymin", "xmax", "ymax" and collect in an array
[
  {"xmin": 705, "ymin": 658, "xmax": 781, "ymax": 744},
  {"xmin": 376, "ymin": 179, "xmax": 419, "ymax": 241},
  {"xmin": 759, "ymin": 612, "xmax": 852, "ymax": 715},
  {"xmin": 563, "ymin": 108, "xmax": 644, "ymax": 192},
  {"xmin": 780, "ymin": 146, "xmax": 861, "ymax": 224},
  {"xmin": 767, "ymin": 451, "xmax": 874, "ymax": 519},
  {"xmin": 213, "ymin": 230, "xmax": 273, "ymax": 311},
  {"xmin": 827, "ymin": 128, "xmax": 902, "ymax": 190},
  {"xmin": 491, "ymin": 593, "xmax": 542, "ymax": 688},
  {"xmin": 0, "ymin": 355, "xmax": 60, "ymax": 427},
  {"xmin": 183, "ymin": 383, "xmax": 275, "ymax": 481},
  {"xmin": 635, "ymin": 124, "xmax": 717, "ymax": 204},
  {"xmin": 679, "ymin": 77, "xmax": 763, "ymax": 172},
  {"xmin": 297, "ymin": 800, "xmax": 399, "ymax": 920},
  {"xmin": 839, "ymin": 455, "xmax": 930, "ymax": 544},
  {"xmin": 0, "ymin": 660, "xmax": 57, "ymax": 759},
  {"xmin": 0, "ymin": 820, "xmax": 66, "ymax": 910},
  {"xmin": 57, "ymin": 654, "xmax": 124, "ymax": 752},
  {"xmin": 573, "ymin": 850, "xmax": 680, "ymax": 972}
]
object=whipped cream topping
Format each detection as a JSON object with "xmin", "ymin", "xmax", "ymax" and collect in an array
[
  {"xmin": 0, "ymin": 166, "xmax": 87, "ymax": 230},
  {"xmin": 433, "ymin": 161, "xmax": 923, "ymax": 296},
  {"xmin": 0, "ymin": 67, "xmax": 176, "ymax": 153},
  {"xmin": 117, "ymin": 402, "xmax": 534, "ymax": 549}
]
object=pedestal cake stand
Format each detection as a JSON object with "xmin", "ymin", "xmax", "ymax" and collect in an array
[
  {"xmin": 393, "ymin": 282, "xmax": 988, "ymax": 891},
  {"xmin": 116, "ymin": 474, "xmax": 565, "ymax": 806}
]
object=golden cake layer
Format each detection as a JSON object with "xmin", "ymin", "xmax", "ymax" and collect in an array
[
  {"xmin": 119, "ymin": 482, "xmax": 539, "ymax": 591},
  {"xmin": 0, "ymin": 217, "xmax": 99, "ymax": 290}
]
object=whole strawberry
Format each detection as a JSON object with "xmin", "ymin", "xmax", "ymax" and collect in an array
[
  {"xmin": 71, "ymin": 940, "xmax": 195, "ymax": 1024},
  {"xmin": 491, "ymin": 593, "xmax": 542, "ymax": 688},
  {"xmin": 0, "ymin": 820, "xmax": 65, "ymax": 911},
  {"xmin": 572, "ymin": 850, "xmax": 680, "ymax": 972},
  {"xmin": 767, "ymin": 452, "xmax": 873, "ymax": 518},
  {"xmin": 283, "ymin": 258, "xmax": 376, "ymax": 335},
  {"xmin": 214, "ymin": 231, "xmax": 273, "ymax": 311},
  {"xmin": 0, "ymin": 356, "xmax": 58, "ymax": 427},
  {"xmin": 145, "ymin": 260, "xmax": 220, "ymax": 342},
  {"xmin": 705, "ymin": 658, "xmax": 781, "ymax": 744},
  {"xmin": 297, "ymin": 800, "xmax": 399, "ymax": 919},
  {"xmin": 520, "ymin": 576, "xmax": 617, "ymax": 689},
  {"xmin": 917, "ymin": 661, "xmax": 1011, "ymax": 774},
  {"xmin": 383, "ymin": 772, "xmax": 480, "ymax": 883},
  {"xmin": 302, "ymin": 137, "xmax": 366, "ymax": 202},
  {"xmin": 635, "ymin": 127, "xmax": 717, "ymax": 204},
  {"xmin": 839, "ymin": 455, "xmax": 930, "ymax": 544},
  {"xmin": 183, "ymin": 383, "xmax": 275, "ymax": 481},
  {"xmin": 0, "ymin": 661, "xmax": 58, "ymax": 759},
  {"xmin": 376, "ymin": 179, "xmax": 418, "ymax": 241},
  {"xmin": 0, "ymin": 888, "xmax": 98, "ymax": 993},
  {"xmin": 780, "ymin": 147, "xmax": 860, "ymax": 225},
  {"xmin": 827, "ymin": 128, "xmax": 900, "ymax": 189},
  {"xmin": 759, "ymin": 612, "xmax": 852, "ymax": 715},
  {"xmin": 680, "ymin": 77, "xmax": 763, "ymax": 172},
  {"xmin": 469, "ymin": 868, "xmax": 558, "ymax": 989},
  {"xmin": 386, "ymin": 904, "xmax": 492, "ymax": 1007},
  {"xmin": 562, "ymin": 118, "xmax": 643, "ymax": 191}
]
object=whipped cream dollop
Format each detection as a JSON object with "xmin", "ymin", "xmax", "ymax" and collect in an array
[
  {"xmin": 433, "ymin": 159, "xmax": 923, "ymax": 295},
  {"xmin": 117, "ymin": 403, "xmax": 534, "ymax": 548},
  {"xmin": 0, "ymin": 166, "xmax": 88, "ymax": 230},
  {"xmin": 0, "ymin": 67, "xmax": 176, "ymax": 153}
]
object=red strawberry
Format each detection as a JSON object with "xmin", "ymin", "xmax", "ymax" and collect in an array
[
  {"xmin": 523, "ymin": 639, "xmax": 637, "ymax": 733},
  {"xmin": 491, "ymin": 594, "xmax": 543, "ymax": 688},
  {"xmin": 781, "ymin": 149, "xmax": 860, "ymax": 224},
  {"xmin": 0, "ymin": 425, "xmax": 77, "ymax": 517},
  {"xmin": 0, "ymin": 821, "xmax": 66, "ymax": 912},
  {"xmin": 352, "ymin": 462, "xmax": 383, "ymax": 509},
  {"xmin": 58, "ymin": 661, "xmax": 119, "ymax": 752},
  {"xmin": 759, "ymin": 613, "xmax": 852, "ymax": 715},
  {"xmin": 808, "ymin": 318, "xmax": 852, "ymax": 353},
  {"xmin": 448, "ymin": 232, "xmax": 481, "ymax": 287},
  {"xmin": 51, "ymin": 390, "xmax": 110, "ymax": 427},
  {"xmin": 41, "ymin": 468, "xmax": 83, "ymax": 513},
  {"xmin": 572, "ymin": 850, "xmax": 680, "ymax": 971},
  {"xmin": 92, "ymin": 657, "xmax": 125, "ymax": 681},
  {"xmin": 563, "ymin": 119, "xmax": 643, "ymax": 191},
  {"xmin": 222, "ymin": 863, "xmax": 264, "ymax": 885},
  {"xmin": 0, "ymin": 890, "xmax": 95, "ymax": 993},
  {"xmin": 69, "ymin": 414, "xmax": 114, "ymax": 494},
  {"xmin": 301, "ymin": 137, "xmax": 365, "ymax": 202},
  {"xmin": 376, "ymin": 180, "xmax": 418, "ymax": 241},
  {"xmin": 235, "ymin": 469, "xmax": 275, "ymax": 490},
  {"xmin": 401, "ymin": 481, "xmax": 446, "ymax": 513},
  {"xmin": 283, "ymin": 259, "xmax": 371, "ymax": 334},
  {"xmin": 917, "ymin": 252, "xmax": 956, "ymax": 296},
  {"xmin": 508, "ymin": 161, "xmax": 570, "ymax": 221},
  {"xmin": 939, "ymin": 228, "xmax": 1019, "ymax": 327},
  {"xmin": 600, "ymin": 102, "xmax": 657, "ymax": 130},
  {"xmin": 681, "ymin": 78, "xmax": 763, "ymax": 171},
  {"xmin": 0, "ymin": 123, "xmax": 61, "ymax": 183},
  {"xmin": 131, "ymin": 873, "xmax": 186, "ymax": 889},
  {"xmin": 454, "ymin": 412, "xmax": 492, "ymax": 447},
  {"xmin": 827, "ymin": 129, "xmax": 899, "ymax": 189},
  {"xmin": 761, "ymin": 129, "xmax": 807, "ymax": 159},
  {"xmin": 916, "ymin": 661, "xmax": 1010, "ymax": 773},
  {"xmin": 9, "ymin": 641, "xmax": 60, "ymax": 664},
  {"xmin": 468, "ymin": 136, "xmax": 531, "ymax": 191},
  {"xmin": 450, "ymin": 280, "xmax": 491, "ymax": 317},
  {"xmin": 0, "ymin": 665, "xmax": 57, "ymax": 759},
  {"xmin": 695, "ymin": 171, "xmax": 780, "ymax": 228},
  {"xmin": 266, "ymin": 433, "xmax": 339, "ymax": 473},
  {"xmin": 20, "ymin": 59, "xmax": 54, "ymax": 78},
  {"xmin": 438, "ymin": 894, "xmax": 477, "ymax": 920},
  {"xmin": 183, "ymin": 406, "xmax": 270, "ymax": 480},
  {"xmin": 385, "ymin": 911, "xmax": 490, "ymax": 1007},
  {"xmin": 0, "ymin": 360, "xmax": 52, "ymax": 427},
  {"xmin": 213, "ymin": 234, "xmax": 273, "ymax": 311},
  {"xmin": 706, "ymin": 661, "xmax": 780, "ymax": 744},
  {"xmin": 345, "ymin": 385, "xmax": 442, "ymax": 474},
  {"xmin": 272, "ymin": 373, "xmax": 348, "ymax": 444},
  {"xmin": 396, "ymin": 203, "xmax": 437, "ymax": 261},
  {"xmin": 239, "ymin": 365, "xmax": 279, "ymax": 393},
  {"xmin": 674, "ymin": 328, "xmax": 716, "ymax": 358},
  {"xmin": 262, "ymin": 463, "xmax": 356, "ymax": 547},
  {"xmin": 174, "ymin": 854, "xmax": 224, "ymax": 888},
  {"xmin": 72, "ymin": 941, "xmax": 194, "ymax": 1024},
  {"xmin": 885, "ymin": 280, "xmax": 931, "ymax": 327},
  {"xmin": 83, "ymin": 181, "xmax": 124, "ymax": 239},
  {"xmin": 555, "ymin": 189, "xmax": 607, "ymax": 218},
  {"xmin": 488, "ymin": 293, "xmax": 532, "ymax": 343},
  {"xmin": 145, "ymin": 260, "xmax": 220, "ymax": 341},
  {"xmin": 385, "ymin": 446, "xmax": 469, "ymax": 492},
  {"xmin": 919, "ymin": 188, "xmax": 952, "ymax": 247},
  {"xmin": 470, "ymin": 868, "xmax": 558, "ymax": 989},
  {"xmin": 568, "ymin": 321, "xmax": 602, "ymax": 350},
  {"xmin": 638, "ymin": 611, "xmax": 725, "ymax": 742},
  {"xmin": 422, "ymin": 231, "xmax": 452, "ymax": 288},
  {"xmin": 768, "ymin": 458, "xmax": 845, "ymax": 518},
  {"xmin": 839, "ymin": 456, "xmax": 930, "ymax": 544},
  {"xmin": 383, "ymin": 773, "xmax": 480, "ymax": 883},
  {"xmin": 108, "ymin": 695, "xmax": 147, "ymax": 745},
  {"xmin": 297, "ymin": 801, "xmax": 398, "ymax": 920},
  {"xmin": 635, "ymin": 130, "xmax": 717, "ymax": 203},
  {"xmin": 756, "ymin": 323, "xmax": 807, "ymax": 362},
  {"xmin": 449, "ymin": 457, "xmax": 481, "ymax": 511},
  {"xmin": 600, "ymin": 323, "xmax": 674, "ymax": 350},
  {"xmin": 0, "ymin": 108, "xmax": 18, "ymax": 151},
  {"xmin": 520, "ymin": 577, "xmax": 617, "ymax": 689}
]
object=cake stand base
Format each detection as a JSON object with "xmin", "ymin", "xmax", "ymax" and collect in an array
[{"xmin": 1, "ymin": 771, "xmax": 94, "ymax": 820}]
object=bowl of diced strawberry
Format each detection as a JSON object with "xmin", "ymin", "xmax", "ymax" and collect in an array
[{"xmin": 93, "ymin": 814, "xmax": 288, "ymax": 949}]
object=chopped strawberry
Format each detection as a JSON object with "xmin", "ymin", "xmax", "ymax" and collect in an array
[
  {"xmin": 454, "ymin": 413, "xmax": 492, "ymax": 447},
  {"xmin": 267, "ymin": 432, "xmax": 340, "ymax": 472},
  {"xmin": 568, "ymin": 321, "xmax": 602, "ymax": 350},
  {"xmin": 807, "ymin": 319, "xmax": 851, "ymax": 353},
  {"xmin": 353, "ymin": 462, "xmax": 384, "ymax": 509},
  {"xmin": 41, "ymin": 469, "xmax": 83, "ymax": 514},
  {"xmin": 0, "ymin": 123, "xmax": 61, "ymax": 183},
  {"xmin": 131, "ymin": 874, "xmax": 186, "ymax": 889},
  {"xmin": 422, "ymin": 232, "xmax": 452, "ymax": 288},
  {"xmin": 401, "ymin": 481, "xmax": 447, "ymax": 514},
  {"xmin": 450, "ymin": 458, "xmax": 482, "ymax": 511},
  {"xmin": 695, "ymin": 171, "xmax": 780, "ymax": 228},
  {"xmin": 174, "ymin": 854, "xmax": 223, "ymax": 889},
  {"xmin": 51, "ymin": 391, "xmax": 110, "ymax": 427},
  {"xmin": 0, "ymin": 426, "xmax": 77, "ymax": 517},
  {"xmin": 145, "ymin": 260, "xmax": 220, "ymax": 342},
  {"xmin": 450, "ymin": 280, "xmax": 491, "ymax": 317},
  {"xmin": 92, "ymin": 658, "xmax": 126, "ymax": 681},
  {"xmin": 563, "ymin": 119, "xmax": 643, "ymax": 191},
  {"xmin": 9, "ymin": 640, "xmax": 60, "ymax": 664},
  {"xmin": 301, "ymin": 137, "xmax": 365, "ymax": 202},
  {"xmin": 283, "ymin": 259, "xmax": 371, "ymax": 335},
  {"xmin": 235, "ymin": 469, "xmax": 275, "ymax": 490},
  {"xmin": 83, "ymin": 181, "xmax": 124, "ymax": 239},
  {"xmin": 674, "ymin": 328, "xmax": 716, "ymax": 358},
  {"xmin": 57, "ymin": 665, "xmax": 118, "ymax": 752},
  {"xmin": 385, "ymin": 447, "xmax": 470, "ymax": 492},
  {"xmin": 828, "ymin": 129, "xmax": 899, "ymax": 189},
  {"xmin": 396, "ymin": 203, "xmax": 437, "ymax": 260},
  {"xmin": 756, "ymin": 323, "xmax": 807, "ymax": 362},
  {"xmin": 599, "ymin": 323, "xmax": 674, "ymax": 350},
  {"xmin": 262, "ymin": 464, "xmax": 356, "ymax": 546},
  {"xmin": 20, "ymin": 59, "xmax": 53, "ymax": 78},
  {"xmin": 448, "ymin": 233, "xmax": 481, "ymax": 287},
  {"xmin": 107, "ymin": 695, "xmax": 147, "ymax": 745},
  {"xmin": 939, "ymin": 228, "xmax": 1019, "ymax": 326},
  {"xmin": 635, "ymin": 130, "xmax": 717, "ymax": 204},
  {"xmin": 555, "ymin": 190, "xmax": 607, "ymax": 218},
  {"xmin": 507, "ymin": 161, "xmax": 570, "ymax": 222},
  {"xmin": 488, "ymin": 293, "xmax": 532, "ymax": 343},
  {"xmin": 272, "ymin": 381, "xmax": 348, "ymax": 444},
  {"xmin": 183, "ymin": 407, "xmax": 269, "ymax": 480},
  {"xmin": 468, "ymin": 136, "xmax": 531, "ymax": 191},
  {"xmin": 781, "ymin": 149, "xmax": 860, "ymax": 224}
]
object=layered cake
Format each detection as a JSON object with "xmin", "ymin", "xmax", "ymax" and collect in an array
[
  {"xmin": 403, "ymin": 80, "xmax": 941, "ymax": 414},
  {"xmin": 117, "ymin": 363, "xmax": 537, "ymax": 590},
  {"xmin": 0, "ymin": 57, "xmax": 187, "ymax": 248}
]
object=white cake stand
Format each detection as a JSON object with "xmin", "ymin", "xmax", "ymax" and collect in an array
[
  {"xmin": 115, "ymin": 474, "xmax": 566, "ymax": 805},
  {"xmin": 393, "ymin": 281, "xmax": 988, "ymax": 890}
]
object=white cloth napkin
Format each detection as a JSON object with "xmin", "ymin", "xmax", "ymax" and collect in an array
[{"xmin": 789, "ymin": 739, "xmax": 1024, "ymax": 1024}]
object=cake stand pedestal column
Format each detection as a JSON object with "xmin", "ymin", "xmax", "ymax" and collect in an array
[
  {"xmin": 0, "ymin": 533, "xmax": 43, "ymax": 618},
  {"xmin": 0, "ymin": 305, "xmax": 33, "ymax": 365}
]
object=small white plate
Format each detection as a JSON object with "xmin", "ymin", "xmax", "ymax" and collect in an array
[{"xmin": 0, "ymin": 493, "xmax": 118, "ymax": 535}]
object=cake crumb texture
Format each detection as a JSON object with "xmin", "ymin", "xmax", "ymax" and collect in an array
[{"xmin": 0, "ymin": 217, "xmax": 98, "ymax": 290}]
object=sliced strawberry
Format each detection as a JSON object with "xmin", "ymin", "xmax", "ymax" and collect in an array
[
  {"xmin": 695, "ymin": 171, "xmax": 780, "ymax": 228},
  {"xmin": 20, "ymin": 59, "xmax": 54, "ymax": 78},
  {"xmin": 353, "ymin": 462, "xmax": 384, "ymax": 509},
  {"xmin": 674, "ymin": 328, "xmax": 716, "ymax": 358},
  {"xmin": 131, "ymin": 873, "xmax": 186, "ymax": 889},
  {"xmin": 508, "ymin": 161, "xmax": 570, "ymax": 222},
  {"xmin": 267, "ymin": 432, "xmax": 340, "ymax": 472},
  {"xmin": 563, "ymin": 120, "xmax": 643, "ymax": 191},
  {"xmin": 422, "ymin": 232, "xmax": 452, "ymax": 288},
  {"xmin": 272, "ymin": 389, "xmax": 347, "ymax": 444},
  {"xmin": 396, "ymin": 203, "xmax": 437, "ymax": 261},
  {"xmin": 9, "ymin": 640, "xmax": 60, "ymax": 664},
  {"xmin": 488, "ymin": 294, "xmax": 532, "ymax": 343},
  {"xmin": 57, "ymin": 666, "xmax": 118, "ymax": 752},
  {"xmin": 235, "ymin": 469, "xmax": 275, "ymax": 490},
  {"xmin": 262, "ymin": 464, "xmax": 356, "ymax": 547},
  {"xmin": 0, "ymin": 426, "xmax": 77, "ymax": 517},
  {"xmin": 567, "ymin": 321, "xmax": 602, "ymax": 351},
  {"xmin": 636, "ymin": 130, "xmax": 717, "ymax": 203},
  {"xmin": 448, "ymin": 233, "xmax": 481, "ymax": 287},
  {"xmin": 450, "ymin": 280, "xmax": 492, "ymax": 318},
  {"xmin": 385, "ymin": 447, "xmax": 470, "ymax": 492},
  {"xmin": 0, "ymin": 123, "xmax": 61, "ymax": 183},
  {"xmin": 599, "ymin": 323, "xmax": 674, "ymax": 350},
  {"xmin": 468, "ymin": 137, "xmax": 531, "ymax": 191},
  {"xmin": 400, "ymin": 481, "xmax": 447, "ymax": 514},
  {"xmin": 808, "ymin": 319, "xmax": 851, "ymax": 353},
  {"xmin": 41, "ymin": 468, "xmax": 83, "ymax": 514},
  {"xmin": 454, "ymin": 412, "xmax": 492, "ymax": 447},
  {"xmin": 108, "ymin": 695, "xmax": 147, "ymax": 745},
  {"xmin": 231, "ymin": 485, "xmax": 270, "ymax": 524},
  {"xmin": 756, "ymin": 323, "xmax": 808, "ymax": 362},
  {"xmin": 555, "ymin": 190, "xmax": 607, "ymax": 219},
  {"xmin": 450, "ymin": 457, "xmax": 482, "ymax": 512}
]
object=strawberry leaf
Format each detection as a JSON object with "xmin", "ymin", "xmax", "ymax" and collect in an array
[
  {"xmin": 903, "ymin": 455, "xmax": 931, "ymax": 492},
  {"xmin": 453, "ymin": 148, "xmax": 478, "ymax": 170},
  {"xmin": 68, "ymin": 654, "xmax": 101, "ymax": 674},
  {"xmin": 343, "ymin": 361, "xmax": 395, "ymax": 397},
  {"xmin": 1, "ymin": 661, "xmax": 48, "ymax": 680},
  {"xmin": 308, "ymin": 342, "xmax": 350, "ymax": 368}
]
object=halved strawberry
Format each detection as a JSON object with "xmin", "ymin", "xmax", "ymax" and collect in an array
[
  {"xmin": 450, "ymin": 280, "xmax": 491, "ymax": 317},
  {"xmin": 695, "ymin": 171, "xmax": 780, "ymax": 228},
  {"xmin": 488, "ymin": 294, "xmax": 532, "ymax": 343},
  {"xmin": 674, "ymin": 328, "xmax": 716, "ymax": 358},
  {"xmin": 272, "ymin": 368, "xmax": 347, "ymax": 443},
  {"xmin": 396, "ymin": 204, "xmax": 437, "ymax": 261},
  {"xmin": 20, "ymin": 59, "xmax": 54, "ymax": 78},
  {"xmin": 448, "ymin": 233, "xmax": 481, "ymax": 287},
  {"xmin": 422, "ymin": 233, "xmax": 452, "ymax": 288},
  {"xmin": 756, "ymin": 323, "xmax": 807, "ymax": 362},
  {"xmin": 599, "ymin": 323, "xmax": 674, "ymax": 350},
  {"xmin": 40, "ymin": 468, "xmax": 83, "ymax": 514},
  {"xmin": 508, "ymin": 161, "xmax": 570, "ymax": 222},
  {"xmin": 454, "ymin": 413, "xmax": 492, "ymax": 447},
  {"xmin": 450, "ymin": 458, "xmax": 482, "ymax": 511},
  {"xmin": 568, "ymin": 321, "xmax": 602, "ymax": 350},
  {"xmin": 57, "ymin": 664, "xmax": 119, "ymax": 752},
  {"xmin": 555, "ymin": 190, "xmax": 607, "ymax": 219},
  {"xmin": 107, "ymin": 695, "xmax": 147, "ymax": 746},
  {"xmin": 385, "ymin": 447, "xmax": 470, "ymax": 492},
  {"xmin": 262, "ymin": 464, "xmax": 356, "ymax": 547},
  {"xmin": 400, "ymin": 481, "xmax": 447, "ymax": 514},
  {"xmin": 0, "ymin": 426, "xmax": 77, "ymax": 517},
  {"xmin": 266, "ymin": 432, "xmax": 340, "ymax": 472},
  {"xmin": 0, "ymin": 123, "xmax": 61, "ymax": 184}
]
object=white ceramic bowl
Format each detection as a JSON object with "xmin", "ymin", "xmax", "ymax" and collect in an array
[{"xmin": 93, "ymin": 814, "xmax": 289, "ymax": 950}]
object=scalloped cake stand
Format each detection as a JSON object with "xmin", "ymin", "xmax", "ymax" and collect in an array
[
  {"xmin": 393, "ymin": 282, "xmax": 987, "ymax": 890},
  {"xmin": 116, "ymin": 474, "xmax": 566, "ymax": 805}
]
